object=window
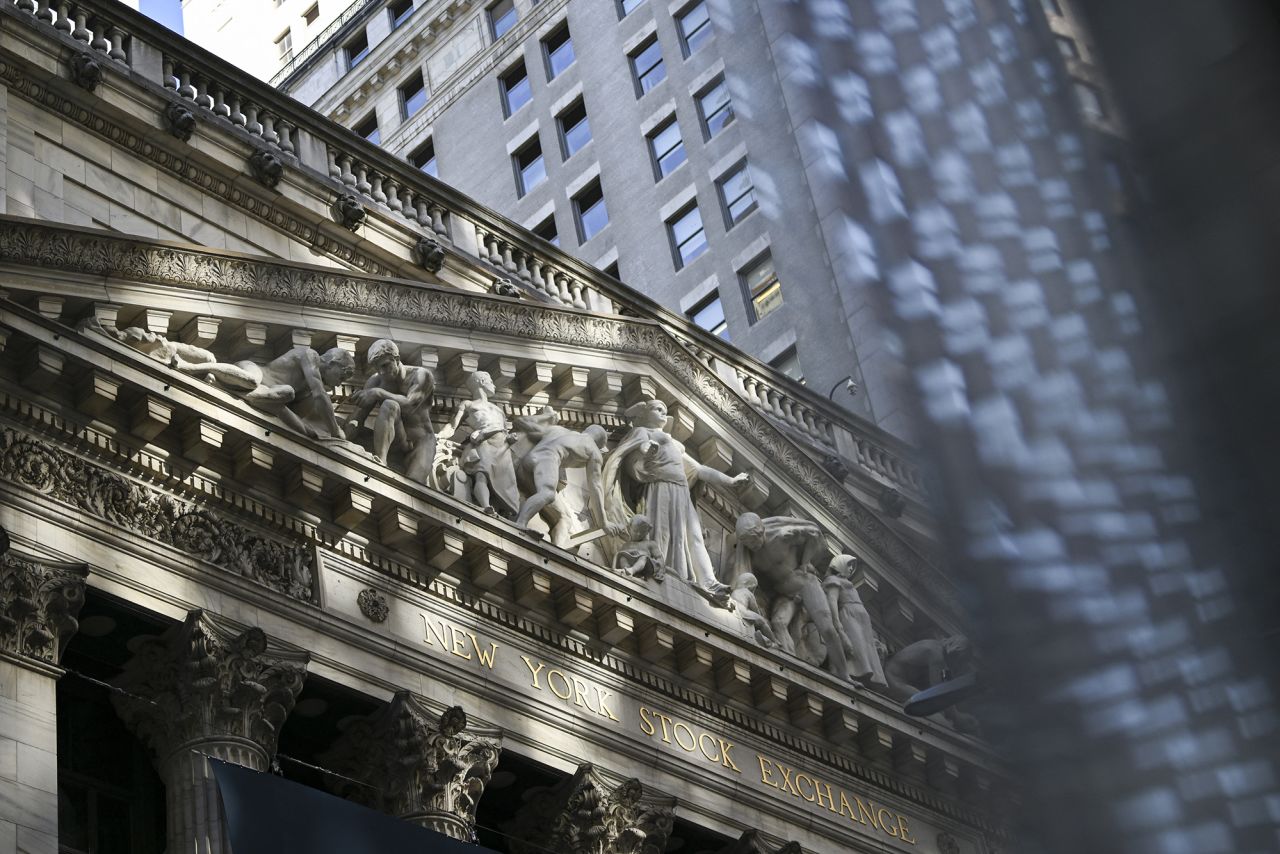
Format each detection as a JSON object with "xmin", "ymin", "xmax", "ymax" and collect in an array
[
  {"xmin": 629, "ymin": 37, "xmax": 665, "ymax": 96},
  {"xmin": 345, "ymin": 29, "xmax": 369, "ymax": 70},
  {"xmin": 677, "ymin": 1, "xmax": 712, "ymax": 56},
  {"xmin": 647, "ymin": 117, "xmax": 686, "ymax": 179},
  {"xmin": 603, "ymin": 261, "xmax": 621, "ymax": 280},
  {"xmin": 274, "ymin": 29, "xmax": 292, "ymax": 61},
  {"xmin": 573, "ymin": 179, "xmax": 608, "ymax": 242},
  {"xmin": 303, "ymin": 3, "xmax": 319, "ymax": 25},
  {"xmin": 513, "ymin": 137, "xmax": 546, "ymax": 197},
  {"xmin": 410, "ymin": 137, "xmax": 437, "ymax": 176},
  {"xmin": 1055, "ymin": 36, "xmax": 1079, "ymax": 60},
  {"xmin": 618, "ymin": 0, "xmax": 646, "ymax": 15},
  {"xmin": 667, "ymin": 203, "xmax": 707, "ymax": 269},
  {"xmin": 689, "ymin": 294, "xmax": 727, "ymax": 339},
  {"xmin": 698, "ymin": 77, "xmax": 733, "ymax": 138},
  {"xmin": 354, "ymin": 112, "xmax": 380, "ymax": 145},
  {"xmin": 770, "ymin": 346, "xmax": 804, "ymax": 383},
  {"xmin": 400, "ymin": 71, "xmax": 427, "ymax": 119},
  {"xmin": 533, "ymin": 215, "xmax": 559, "ymax": 247},
  {"xmin": 717, "ymin": 161, "xmax": 756, "ymax": 226},
  {"xmin": 1074, "ymin": 81, "xmax": 1106, "ymax": 121},
  {"xmin": 743, "ymin": 253, "xmax": 782, "ymax": 321},
  {"xmin": 488, "ymin": 0, "xmax": 517, "ymax": 40},
  {"xmin": 543, "ymin": 23, "xmax": 574, "ymax": 79},
  {"xmin": 557, "ymin": 98, "xmax": 591, "ymax": 159},
  {"xmin": 389, "ymin": 0, "xmax": 413, "ymax": 28},
  {"xmin": 500, "ymin": 61, "xmax": 532, "ymax": 116}
]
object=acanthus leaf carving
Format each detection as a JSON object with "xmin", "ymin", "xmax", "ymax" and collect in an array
[{"xmin": 0, "ymin": 551, "xmax": 88, "ymax": 667}]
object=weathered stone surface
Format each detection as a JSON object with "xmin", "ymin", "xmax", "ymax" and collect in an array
[{"xmin": 0, "ymin": 552, "xmax": 87, "ymax": 668}]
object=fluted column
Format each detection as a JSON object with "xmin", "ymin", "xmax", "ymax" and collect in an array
[
  {"xmin": 504, "ymin": 762, "xmax": 674, "ymax": 854},
  {"xmin": 0, "ymin": 549, "xmax": 88, "ymax": 854},
  {"xmin": 111, "ymin": 610, "xmax": 309, "ymax": 854},
  {"xmin": 320, "ymin": 692, "xmax": 501, "ymax": 840}
]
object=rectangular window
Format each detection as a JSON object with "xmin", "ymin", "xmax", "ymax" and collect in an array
[
  {"xmin": 500, "ymin": 61, "xmax": 532, "ymax": 117},
  {"xmin": 513, "ymin": 137, "xmax": 546, "ymax": 197},
  {"xmin": 354, "ymin": 112, "xmax": 379, "ymax": 146},
  {"xmin": 488, "ymin": 0, "xmax": 517, "ymax": 40},
  {"xmin": 667, "ymin": 203, "xmax": 707, "ymax": 269},
  {"xmin": 533, "ymin": 215, "xmax": 559, "ymax": 247},
  {"xmin": 345, "ymin": 29, "xmax": 369, "ymax": 70},
  {"xmin": 409, "ymin": 137, "xmax": 437, "ymax": 177},
  {"xmin": 629, "ymin": 37, "xmax": 665, "ymax": 96},
  {"xmin": 557, "ymin": 98, "xmax": 591, "ymax": 159},
  {"xmin": 303, "ymin": 3, "xmax": 319, "ymax": 26},
  {"xmin": 647, "ymin": 117, "xmax": 686, "ymax": 179},
  {"xmin": 274, "ymin": 29, "xmax": 293, "ymax": 61},
  {"xmin": 689, "ymin": 294, "xmax": 728, "ymax": 339},
  {"xmin": 400, "ymin": 72, "xmax": 427, "ymax": 119},
  {"xmin": 717, "ymin": 161, "xmax": 756, "ymax": 226},
  {"xmin": 389, "ymin": 0, "xmax": 413, "ymax": 29},
  {"xmin": 698, "ymin": 77, "xmax": 733, "ymax": 138},
  {"xmin": 573, "ymin": 179, "xmax": 608, "ymax": 242},
  {"xmin": 618, "ymin": 0, "xmax": 646, "ymax": 15},
  {"xmin": 543, "ymin": 23, "xmax": 574, "ymax": 79},
  {"xmin": 677, "ymin": 1, "xmax": 712, "ymax": 56},
  {"xmin": 743, "ymin": 253, "xmax": 782, "ymax": 321},
  {"xmin": 770, "ymin": 346, "xmax": 804, "ymax": 383}
]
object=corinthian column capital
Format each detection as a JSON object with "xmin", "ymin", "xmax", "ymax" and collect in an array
[
  {"xmin": 0, "ymin": 550, "xmax": 88, "ymax": 671},
  {"xmin": 321, "ymin": 691, "xmax": 501, "ymax": 840}
]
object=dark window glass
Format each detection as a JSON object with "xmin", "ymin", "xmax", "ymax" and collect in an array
[
  {"xmin": 698, "ymin": 77, "xmax": 733, "ymax": 138},
  {"xmin": 557, "ymin": 99, "xmax": 591, "ymax": 159},
  {"xmin": 345, "ymin": 29, "xmax": 369, "ymax": 70},
  {"xmin": 630, "ymin": 37, "xmax": 666, "ymax": 95},
  {"xmin": 544, "ymin": 23, "xmax": 575, "ymax": 78},
  {"xmin": 677, "ymin": 1, "xmax": 712, "ymax": 56},
  {"xmin": 717, "ymin": 161, "xmax": 756, "ymax": 226},
  {"xmin": 303, "ymin": 3, "xmax": 319, "ymax": 25},
  {"xmin": 354, "ymin": 112, "xmax": 379, "ymax": 145},
  {"xmin": 689, "ymin": 294, "xmax": 728, "ymax": 339},
  {"xmin": 619, "ymin": 0, "xmax": 646, "ymax": 15},
  {"xmin": 533, "ymin": 215, "xmax": 559, "ymax": 247},
  {"xmin": 489, "ymin": 0, "xmax": 517, "ymax": 39},
  {"xmin": 743, "ymin": 253, "xmax": 782, "ymax": 321},
  {"xmin": 501, "ymin": 61, "xmax": 532, "ymax": 116},
  {"xmin": 770, "ymin": 346, "xmax": 804, "ymax": 382},
  {"xmin": 389, "ymin": 0, "xmax": 413, "ymax": 28},
  {"xmin": 409, "ymin": 138, "xmax": 437, "ymax": 176},
  {"xmin": 604, "ymin": 261, "xmax": 621, "ymax": 279},
  {"xmin": 648, "ymin": 117, "xmax": 686, "ymax": 179},
  {"xmin": 668, "ymin": 203, "xmax": 707, "ymax": 268},
  {"xmin": 400, "ymin": 72, "xmax": 427, "ymax": 119},
  {"xmin": 275, "ymin": 29, "xmax": 293, "ymax": 61},
  {"xmin": 513, "ymin": 137, "xmax": 546, "ymax": 197},
  {"xmin": 573, "ymin": 179, "xmax": 608, "ymax": 242}
]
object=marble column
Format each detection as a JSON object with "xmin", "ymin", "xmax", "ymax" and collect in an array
[
  {"xmin": 111, "ymin": 610, "xmax": 308, "ymax": 854},
  {"xmin": 320, "ymin": 692, "xmax": 501, "ymax": 840},
  {"xmin": 0, "ymin": 550, "xmax": 88, "ymax": 854}
]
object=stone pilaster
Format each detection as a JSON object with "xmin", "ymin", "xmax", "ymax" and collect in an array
[
  {"xmin": 0, "ymin": 550, "xmax": 88, "ymax": 854},
  {"xmin": 111, "ymin": 610, "xmax": 308, "ymax": 854},
  {"xmin": 319, "ymin": 692, "xmax": 501, "ymax": 840},
  {"xmin": 505, "ymin": 762, "xmax": 675, "ymax": 854}
]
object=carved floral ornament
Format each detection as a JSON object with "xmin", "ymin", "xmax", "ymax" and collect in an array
[{"xmin": 0, "ymin": 550, "xmax": 88, "ymax": 667}]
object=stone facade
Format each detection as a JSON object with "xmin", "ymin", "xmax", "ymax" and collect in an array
[{"xmin": 0, "ymin": 2, "xmax": 1008, "ymax": 853}]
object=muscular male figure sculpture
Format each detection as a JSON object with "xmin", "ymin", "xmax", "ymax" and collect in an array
[{"xmin": 345, "ymin": 339, "xmax": 436, "ymax": 485}]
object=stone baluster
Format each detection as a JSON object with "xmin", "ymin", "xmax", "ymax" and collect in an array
[
  {"xmin": 277, "ymin": 120, "xmax": 294, "ymax": 154},
  {"xmin": 244, "ymin": 104, "xmax": 262, "ymax": 137},
  {"xmin": 71, "ymin": 6, "xmax": 90, "ymax": 41},
  {"xmin": 0, "ymin": 550, "xmax": 89, "ymax": 854},
  {"xmin": 553, "ymin": 272, "xmax": 572, "ymax": 305},
  {"xmin": 177, "ymin": 68, "xmax": 195, "ymax": 100},
  {"xmin": 320, "ymin": 694, "xmax": 501, "ymax": 840},
  {"xmin": 211, "ymin": 87, "xmax": 230, "ymax": 119},
  {"xmin": 17, "ymin": 0, "xmax": 36, "ymax": 15},
  {"xmin": 370, "ymin": 173, "xmax": 387, "ymax": 205},
  {"xmin": 428, "ymin": 202, "xmax": 447, "ymax": 237},
  {"xmin": 414, "ymin": 196, "xmax": 431, "ymax": 228},
  {"xmin": 398, "ymin": 186, "xmax": 414, "ymax": 216},
  {"xmin": 53, "ymin": 1, "xmax": 72, "ymax": 32},
  {"xmin": 112, "ymin": 610, "xmax": 309, "ymax": 854},
  {"xmin": 568, "ymin": 279, "xmax": 586, "ymax": 310},
  {"xmin": 354, "ymin": 163, "xmax": 370, "ymax": 195},
  {"xmin": 107, "ymin": 25, "xmax": 127, "ymax": 62},
  {"xmin": 229, "ymin": 95, "xmax": 246, "ymax": 127},
  {"xmin": 541, "ymin": 263, "xmax": 558, "ymax": 298},
  {"xmin": 89, "ymin": 15, "xmax": 109, "ymax": 53},
  {"xmin": 326, "ymin": 146, "xmax": 341, "ymax": 180},
  {"xmin": 162, "ymin": 56, "xmax": 177, "ymax": 90},
  {"xmin": 514, "ymin": 249, "xmax": 531, "ymax": 282},
  {"xmin": 385, "ymin": 178, "xmax": 402, "ymax": 212},
  {"xmin": 260, "ymin": 112, "xmax": 278, "ymax": 145},
  {"xmin": 36, "ymin": 0, "xmax": 54, "ymax": 25},
  {"xmin": 504, "ymin": 763, "xmax": 674, "ymax": 854},
  {"xmin": 528, "ymin": 257, "xmax": 546, "ymax": 296},
  {"xmin": 338, "ymin": 154, "xmax": 356, "ymax": 187},
  {"xmin": 500, "ymin": 240, "xmax": 517, "ymax": 273}
]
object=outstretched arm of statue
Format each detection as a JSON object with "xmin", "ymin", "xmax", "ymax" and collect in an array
[{"xmin": 687, "ymin": 456, "xmax": 750, "ymax": 492}]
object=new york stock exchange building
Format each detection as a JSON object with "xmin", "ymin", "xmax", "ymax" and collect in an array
[{"xmin": 0, "ymin": 3, "xmax": 1011, "ymax": 852}]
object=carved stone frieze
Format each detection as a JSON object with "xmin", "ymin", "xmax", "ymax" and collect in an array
[
  {"xmin": 0, "ymin": 551, "xmax": 88, "ymax": 667},
  {"xmin": 356, "ymin": 586, "xmax": 388, "ymax": 623},
  {"xmin": 111, "ymin": 609, "xmax": 309, "ymax": 762},
  {"xmin": 413, "ymin": 235, "xmax": 447, "ymax": 272},
  {"xmin": 68, "ymin": 52, "xmax": 101, "ymax": 91},
  {"xmin": 248, "ymin": 148, "xmax": 284, "ymax": 189},
  {"xmin": 505, "ymin": 763, "xmax": 674, "ymax": 854},
  {"xmin": 0, "ymin": 427, "xmax": 317, "ymax": 603},
  {"xmin": 163, "ymin": 100, "xmax": 195, "ymax": 141},
  {"xmin": 319, "ymin": 693, "xmax": 500, "ymax": 840}
]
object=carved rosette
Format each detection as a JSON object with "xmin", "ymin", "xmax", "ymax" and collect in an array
[
  {"xmin": 506, "ymin": 763, "xmax": 675, "ymax": 854},
  {"xmin": 319, "ymin": 692, "xmax": 501, "ymax": 839},
  {"xmin": 0, "ymin": 551, "xmax": 88, "ymax": 668},
  {"xmin": 356, "ymin": 587, "xmax": 389, "ymax": 623},
  {"xmin": 111, "ymin": 609, "xmax": 309, "ymax": 767}
]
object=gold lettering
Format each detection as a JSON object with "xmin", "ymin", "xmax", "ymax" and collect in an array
[
  {"xmin": 655, "ymin": 712, "xmax": 674, "ymax": 744},
  {"xmin": 697, "ymin": 732, "xmax": 720, "ymax": 763},
  {"xmin": 877, "ymin": 809, "xmax": 899, "ymax": 838},
  {"xmin": 570, "ymin": 676, "xmax": 591, "ymax": 709},
  {"xmin": 719, "ymin": 738, "xmax": 741, "ymax": 773},
  {"xmin": 639, "ymin": 706, "xmax": 655, "ymax": 736},
  {"xmin": 855, "ymin": 798, "xmax": 883, "ymax": 832},
  {"xmin": 673, "ymin": 722, "xmax": 696, "ymax": 752},
  {"xmin": 839, "ymin": 791, "xmax": 863, "ymax": 824},
  {"xmin": 758, "ymin": 755, "xmax": 778, "ymax": 788},
  {"xmin": 794, "ymin": 773, "xmax": 817, "ymax": 803},
  {"xmin": 896, "ymin": 815, "xmax": 916, "ymax": 845},
  {"xmin": 521, "ymin": 655, "xmax": 545, "ymax": 689},
  {"xmin": 776, "ymin": 763, "xmax": 801, "ymax": 797},
  {"xmin": 449, "ymin": 626, "xmax": 472, "ymax": 660},
  {"xmin": 814, "ymin": 781, "xmax": 837, "ymax": 813},
  {"xmin": 420, "ymin": 615, "xmax": 449, "ymax": 650},
  {"xmin": 471, "ymin": 635, "xmax": 500, "ymax": 668},
  {"xmin": 596, "ymin": 688, "xmax": 620, "ymax": 722},
  {"xmin": 547, "ymin": 669, "xmax": 572, "ymax": 700}
]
